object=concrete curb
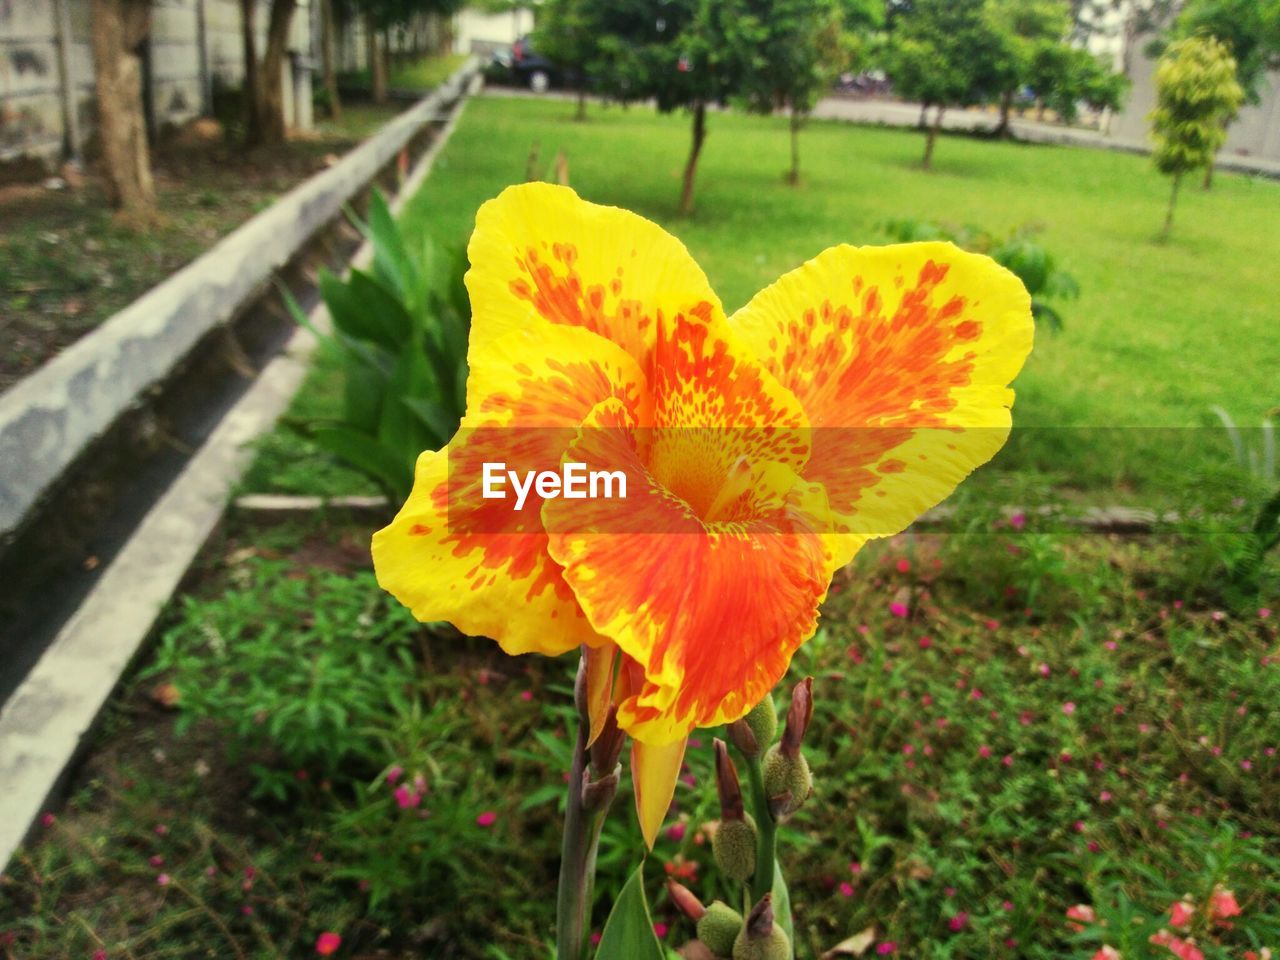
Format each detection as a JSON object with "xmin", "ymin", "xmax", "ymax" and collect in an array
[
  {"xmin": 0, "ymin": 59, "xmax": 478, "ymax": 541},
  {"xmin": 0, "ymin": 67, "xmax": 480, "ymax": 872}
]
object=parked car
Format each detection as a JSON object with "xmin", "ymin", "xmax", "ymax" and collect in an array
[{"xmin": 488, "ymin": 36, "xmax": 576, "ymax": 93}]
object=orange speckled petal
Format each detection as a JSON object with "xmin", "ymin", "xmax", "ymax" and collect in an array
[
  {"xmin": 544, "ymin": 399, "xmax": 833, "ymax": 746},
  {"xmin": 730, "ymin": 242, "xmax": 1034, "ymax": 561},
  {"xmin": 465, "ymin": 182, "xmax": 722, "ymax": 378}
]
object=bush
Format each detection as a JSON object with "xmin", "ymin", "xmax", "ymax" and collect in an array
[{"xmin": 285, "ymin": 190, "xmax": 469, "ymax": 502}]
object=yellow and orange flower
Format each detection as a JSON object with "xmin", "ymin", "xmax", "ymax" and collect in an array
[{"xmin": 372, "ymin": 183, "xmax": 1033, "ymax": 845}]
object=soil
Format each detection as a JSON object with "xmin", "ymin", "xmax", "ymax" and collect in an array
[{"xmin": 0, "ymin": 108, "xmax": 400, "ymax": 394}]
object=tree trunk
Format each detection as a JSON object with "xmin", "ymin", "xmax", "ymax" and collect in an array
[
  {"xmin": 1161, "ymin": 172, "xmax": 1182, "ymax": 241},
  {"xmin": 996, "ymin": 89, "xmax": 1014, "ymax": 137},
  {"xmin": 238, "ymin": 0, "xmax": 260, "ymax": 138},
  {"xmin": 918, "ymin": 101, "xmax": 929, "ymax": 129},
  {"xmin": 1202, "ymin": 160, "xmax": 1215, "ymax": 190},
  {"xmin": 367, "ymin": 14, "xmax": 388, "ymax": 104},
  {"xmin": 90, "ymin": 0, "xmax": 155, "ymax": 220},
  {"xmin": 575, "ymin": 79, "xmax": 587, "ymax": 122},
  {"xmin": 679, "ymin": 101, "xmax": 707, "ymax": 216},
  {"xmin": 256, "ymin": 0, "xmax": 296, "ymax": 144},
  {"xmin": 320, "ymin": 0, "xmax": 341, "ymax": 120},
  {"xmin": 240, "ymin": 0, "xmax": 296, "ymax": 146},
  {"xmin": 787, "ymin": 106, "xmax": 801, "ymax": 185},
  {"xmin": 922, "ymin": 105, "xmax": 942, "ymax": 169}
]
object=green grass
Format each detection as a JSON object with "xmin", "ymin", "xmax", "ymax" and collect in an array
[{"xmin": 402, "ymin": 94, "xmax": 1280, "ymax": 430}]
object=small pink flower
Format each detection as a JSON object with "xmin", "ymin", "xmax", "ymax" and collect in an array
[
  {"xmin": 1087, "ymin": 840, "xmax": 1100, "ymax": 853},
  {"xmin": 839, "ymin": 881, "xmax": 855, "ymax": 897},
  {"xmin": 1009, "ymin": 512, "xmax": 1026, "ymax": 530},
  {"xmin": 849, "ymin": 861, "xmax": 862, "ymax": 874},
  {"xmin": 979, "ymin": 745, "xmax": 992, "ymax": 759},
  {"xmin": 1092, "ymin": 947, "xmax": 1122, "ymax": 960},
  {"xmin": 1210, "ymin": 885, "xmax": 1241, "ymax": 921},
  {"xmin": 1211, "ymin": 610, "xmax": 1226, "ymax": 622},
  {"xmin": 665, "ymin": 822, "xmax": 686, "ymax": 842},
  {"xmin": 393, "ymin": 785, "xmax": 420, "ymax": 809},
  {"xmin": 1062, "ymin": 702, "xmax": 1076, "ymax": 715},
  {"xmin": 476, "ymin": 810, "xmax": 498, "ymax": 827},
  {"xmin": 590, "ymin": 932, "xmax": 601, "ymax": 946},
  {"xmin": 94, "ymin": 951, "xmax": 108, "ymax": 960},
  {"xmin": 1173, "ymin": 599, "xmax": 1184, "ymax": 609},
  {"xmin": 1073, "ymin": 820, "xmax": 1086, "ymax": 832},
  {"xmin": 154, "ymin": 824, "xmax": 169, "ymax": 837},
  {"xmin": 315, "ymin": 932, "xmax": 342, "ymax": 956},
  {"xmin": 520, "ymin": 690, "xmax": 533, "ymax": 702},
  {"xmin": 1169, "ymin": 898, "xmax": 1195, "ymax": 928},
  {"xmin": 876, "ymin": 943, "xmax": 897, "ymax": 955},
  {"xmin": 902, "ymin": 744, "xmax": 914, "ymax": 755},
  {"xmin": 1002, "ymin": 900, "xmax": 1013, "ymax": 912},
  {"xmin": 1099, "ymin": 791, "xmax": 1112, "ymax": 803},
  {"xmin": 896, "ymin": 559, "xmax": 911, "ymax": 573},
  {"xmin": 970, "ymin": 688, "xmax": 984, "ymax": 700},
  {"xmin": 1241, "ymin": 759, "xmax": 1253, "ymax": 771},
  {"xmin": 948, "ymin": 912, "xmax": 968, "ymax": 932},
  {"xmin": 149, "ymin": 855, "xmax": 165, "ymax": 868},
  {"xmin": 156, "ymin": 873, "xmax": 171, "ymax": 887},
  {"xmin": 1038, "ymin": 662, "xmax": 1050, "ymax": 677},
  {"xmin": 918, "ymin": 635, "xmax": 932, "ymax": 649},
  {"xmin": 889, "ymin": 601, "xmax": 909, "ymax": 618},
  {"xmin": 385, "ymin": 765, "xmax": 404, "ymax": 784},
  {"xmin": 1260, "ymin": 607, "xmax": 1272, "ymax": 619},
  {"xmin": 653, "ymin": 922, "xmax": 668, "ymax": 938},
  {"xmin": 241, "ymin": 905, "xmax": 254, "ymax": 916},
  {"xmin": 1066, "ymin": 904, "xmax": 1095, "ymax": 926},
  {"xmin": 205, "ymin": 866, "xmax": 217, "ymax": 876},
  {"xmin": 40, "ymin": 812, "xmax": 55, "ymax": 828},
  {"xmin": 1001, "ymin": 754, "xmax": 1013, "ymax": 767}
]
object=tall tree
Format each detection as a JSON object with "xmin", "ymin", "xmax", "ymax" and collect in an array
[
  {"xmin": 984, "ymin": 0, "xmax": 1071, "ymax": 135},
  {"xmin": 535, "ymin": 0, "xmax": 600, "ymax": 120},
  {"xmin": 1161, "ymin": 0, "xmax": 1280, "ymax": 187},
  {"xmin": 588, "ymin": 0, "xmax": 743, "ymax": 214},
  {"xmin": 728, "ymin": 0, "xmax": 880, "ymax": 184},
  {"xmin": 1149, "ymin": 35, "xmax": 1243, "ymax": 240},
  {"xmin": 885, "ymin": 0, "xmax": 1004, "ymax": 168},
  {"xmin": 239, "ymin": 0, "xmax": 300, "ymax": 147},
  {"xmin": 90, "ymin": 0, "xmax": 155, "ymax": 220}
]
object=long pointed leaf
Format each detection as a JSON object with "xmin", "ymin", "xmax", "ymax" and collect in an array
[{"xmin": 594, "ymin": 865, "xmax": 664, "ymax": 960}]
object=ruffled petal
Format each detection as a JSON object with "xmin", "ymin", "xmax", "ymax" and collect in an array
[
  {"xmin": 730, "ymin": 242, "xmax": 1034, "ymax": 558},
  {"xmin": 544, "ymin": 399, "xmax": 833, "ymax": 745},
  {"xmin": 465, "ymin": 182, "xmax": 722, "ymax": 379}
]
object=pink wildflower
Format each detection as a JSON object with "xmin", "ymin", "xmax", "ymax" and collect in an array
[
  {"xmin": 1062, "ymin": 702, "xmax": 1076, "ymax": 715},
  {"xmin": 1169, "ymin": 899, "xmax": 1195, "ymax": 928},
  {"xmin": 1092, "ymin": 947, "xmax": 1122, "ymax": 960},
  {"xmin": 839, "ymin": 881, "xmax": 855, "ymax": 897},
  {"xmin": 1210, "ymin": 886, "xmax": 1241, "ymax": 921},
  {"xmin": 315, "ymin": 932, "xmax": 342, "ymax": 956},
  {"xmin": 476, "ymin": 810, "xmax": 498, "ymax": 827},
  {"xmin": 890, "ymin": 601, "xmax": 909, "ymax": 618},
  {"xmin": 948, "ymin": 912, "xmax": 969, "ymax": 932},
  {"xmin": 385, "ymin": 765, "xmax": 404, "ymax": 784}
]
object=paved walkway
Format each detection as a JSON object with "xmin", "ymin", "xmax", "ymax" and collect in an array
[{"xmin": 811, "ymin": 96, "xmax": 1280, "ymax": 179}]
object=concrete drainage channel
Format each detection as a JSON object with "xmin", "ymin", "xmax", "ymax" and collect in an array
[{"xmin": 0, "ymin": 60, "xmax": 481, "ymax": 869}]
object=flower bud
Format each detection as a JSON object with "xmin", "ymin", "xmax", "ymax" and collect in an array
[
  {"xmin": 713, "ymin": 814, "xmax": 758, "ymax": 882},
  {"xmin": 762, "ymin": 743, "xmax": 811, "ymax": 817},
  {"xmin": 732, "ymin": 894, "xmax": 790, "ymax": 960},
  {"xmin": 746, "ymin": 694, "xmax": 778, "ymax": 754},
  {"xmin": 589, "ymin": 707, "xmax": 625, "ymax": 780},
  {"xmin": 698, "ymin": 900, "xmax": 744, "ymax": 957},
  {"xmin": 779, "ymin": 678, "xmax": 813, "ymax": 760},
  {"xmin": 580, "ymin": 767, "xmax": 619, "ymax": 812},
  {"xmin": 667, "ymin": 879, "xmax": 707, "ymax": 921},
  {"xmin": 714, "ymin": 739, "xmax": 746, "ymax": 821}
]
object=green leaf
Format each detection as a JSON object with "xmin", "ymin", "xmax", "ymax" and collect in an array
[
  {"xmin": 347, "ymin": 269, "xmax": 415, "ymax": 345},
  {"xmin": 310, "ymin": 424, "xmax": 410, "ymax": 501},
  {"xmin": 772, "ymin": 867, "xmax": 794, "ymax": 946},
  {"xmin": 594, "ymin": 865, "xmax": 664, "ymax": 960},
  {"xmin": 368, "ymin": 189, "xmax": 417, "ymax": 303},
  {"xmin": 319, "ymin": 268, "xmax": 400, "ymax": 351},
  {"xmin": 401, "ymin": 396, "xmax": 458, "ymax": 449}
]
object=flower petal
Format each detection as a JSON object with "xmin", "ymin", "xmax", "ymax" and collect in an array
[
  {"xmin": 466, "ymin": 182, "xmax": 721, "ymax": 379},
  {"xmin": 544, "ymin": 399, "xmax": 833, "ymax": 745},
  {"xmin": 373, "ymin": 317, "xmax": 652, "ymax": 655},
  {"xmin": 730, "ymin": 242, "xmax": 1034, "ymax": 557},
  {"xmin": 631, "ymin": 733, "xmax": 687, "ymax": 849},
  {"xmin": 583, "ymin": 641, "xmax": 618, "ymax": 747},
  {"xmin": 372, "ymin": 437, "xmax": 595, "ymax": 655}
]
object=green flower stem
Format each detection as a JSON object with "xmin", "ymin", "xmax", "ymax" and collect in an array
[
  {"xmin": 556, "ymin": 694, "xmax": 609, "ymax": 960},
  {"xmin": 740, "ymin": 752, "xmax": 779, "ymax": 905}
]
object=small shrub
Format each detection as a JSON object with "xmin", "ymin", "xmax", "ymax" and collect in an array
[
  {"xmin": 142, "ymin": 559, "xmax": 421, "ymax": 799},
  {"xmin": 284, "ymin": 189, "xmax": 469, "ymax": 501}
]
